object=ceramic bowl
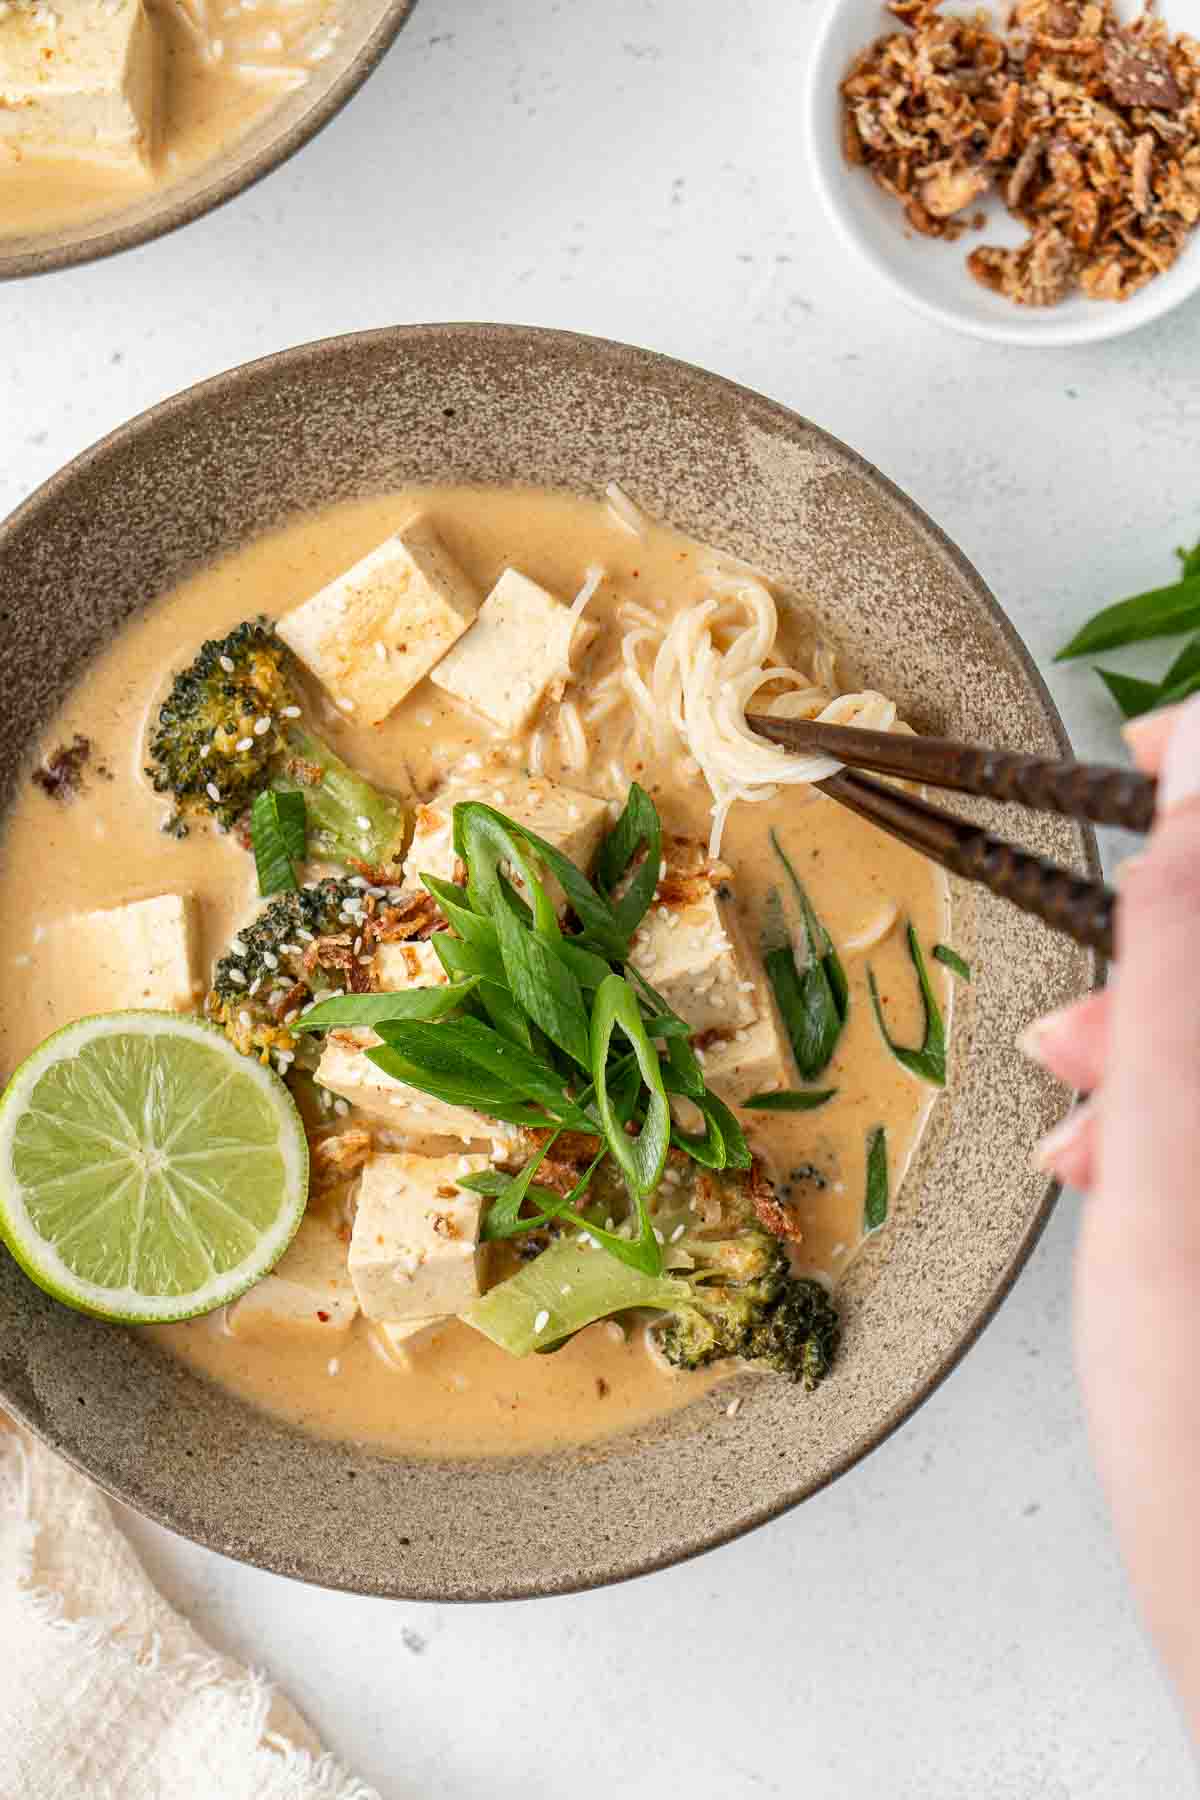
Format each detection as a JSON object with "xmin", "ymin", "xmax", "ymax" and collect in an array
[
  {"xmin": 0, "ymin": 324, "xmax": 1097, "ymax": 1599},
  {"xmin": 804, "ymin": 0, "xmax": 1200, "ymax": 347},
  {"xmin": 0, "ymin": 1, "xmax": 416, "ymax": 281}
]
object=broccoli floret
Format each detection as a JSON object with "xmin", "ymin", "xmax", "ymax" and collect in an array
[
  {"xmin": 206, "ymin": 876, "xmax": 367, "ymax": 1065},
  {"xmin": 655, "ymin": 1219, "xmax": 839, "ymax": 1388},
  {"xmin": 147, "ymin": 620, "xmax": 408, "ymax": 875}
]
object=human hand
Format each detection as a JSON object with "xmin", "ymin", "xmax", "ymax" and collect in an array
[{"xmin": 1020, "ymin": 695, "xmax": 1200, "ymax": 1739}]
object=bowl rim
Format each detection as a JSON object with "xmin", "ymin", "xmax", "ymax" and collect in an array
[
  {"xmin": 0, "ymin": 1, "xmax": 417, "ymax": 283},
  {"xmin": 0, "ymin": 323, "xmax": 1099, "ymax": 1596},
  {"xmin": 802, "ymin": 0, "xmax": 1200, "ymax": 347}
]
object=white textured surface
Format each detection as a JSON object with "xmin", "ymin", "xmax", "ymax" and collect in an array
[{"xmin": 2, "ymin": 1, "xmax": 1198, "ymax": 1793}]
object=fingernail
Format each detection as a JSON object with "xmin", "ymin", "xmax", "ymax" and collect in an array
[
  {"xmin": 1016, "ymin": 1004, "xmax": 1076, "ymax": 1066},
  {"xmin": 1035, "ymin": 1096, "xmax": 1095, "ymax": 1171},
  {"xmin": 1161, "ymin": 694, "xmax": 1200, "ymax": 813}
]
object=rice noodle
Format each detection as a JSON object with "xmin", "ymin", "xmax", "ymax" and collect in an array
[
  {"xmin": 557, "ymin": 701, "xmax": 588, "ymax": 773},
  {"xmin": 627, "ymin": 574, "xmax": 898, "ymax": 856},
  {"xmin": 605, "ymin": 481, "xmax": 649, "ymax": 540}
]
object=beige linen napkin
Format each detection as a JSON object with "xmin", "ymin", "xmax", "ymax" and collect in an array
[{"xmin": 0, "ymin": 1424, "xmax": 380, "ymax": 1800}]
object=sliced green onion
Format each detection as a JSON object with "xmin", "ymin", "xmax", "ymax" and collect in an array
[
  {"xmin": 864, "ymin": 1126, "xmax": 889, "ymax": 1234},
  {"xmin": 744, "ymin": 1089, "xmax": 836, "ymax": 1112},
  {"xmin": 868, "ymin": 925, "xmax": 946, "ymax": 1087},
  {"xmin": 250, "ymin": 789, "xmax": 307, "ymax": 895}
]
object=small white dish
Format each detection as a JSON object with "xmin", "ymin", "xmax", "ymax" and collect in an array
[{"xmin": 803, "ymin": 0, "xmax": 1200, "ymax": 346}]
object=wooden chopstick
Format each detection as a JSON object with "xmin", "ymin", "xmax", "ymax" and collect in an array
[
  {"xmin": 746, "ymin": 715, "xmax": 1156, "ymax": 833},
  {"xmin": 744, "ymin": 715, "xmax": 1134, "ymax": 960}
]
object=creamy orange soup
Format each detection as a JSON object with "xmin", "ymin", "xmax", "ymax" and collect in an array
[
  {"xmin": 0, "ymin": 485, "xmax": 949, "ymax": 1457},
  {"xmin": 0, "ymin": 2, "xmax": 339, "ymax": 241}
]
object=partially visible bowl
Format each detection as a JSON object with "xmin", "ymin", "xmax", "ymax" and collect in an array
[
  {"xmin": 0, "ymin": 0, "xmax": 416, "ymax": 282},
  {"xmin": 804, "ymin": 0, "xmax": 1200, "ymax": 347},
  {"xmin": 0, "ymin": 325, "xmax": 1097, "ymax": 1599}
]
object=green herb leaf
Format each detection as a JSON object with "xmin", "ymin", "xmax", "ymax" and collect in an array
[
  {"xmin": 765, "ymin": 944, "xmax": 842, "ymax": 1083},
  {"xmin": 1162, "ymin": 630, "xmax": 1200, "ymax": 691},
  {"xmin": 595, "ymin": 782, "xmax": 663, "ymax": 939},
  {"xmin": 294, "ymin": 979, "xmax": 480, "ymax": 1032},
  {"xmin": 1097, "ymin": 668, "xmax": 1164, "ymax": 720},
  {"xmin": 868, "ymin": 924, "xmax": 947, "ymax": 1087},
  {"xmin": 249, "ymin": 789, "xmax": 307, "ymax": 896},
  {"xmin": 1056, "ymin": 575, "xmax": 1200, "ymax": 661},
  {"xmin": 455, "ymin": 802, "xmax": 626, "ymax": 960},
  {"xmin": 589, "ymin": 974, "xmax": 668, "ymax": 1273},
  {"xmin": 864, "ymin": 1126, "xmax": 889, "ymax": 1234},
  {"xmin": 744, "ymin": 1089, "xmax": 836, "ymax": 1112},
  {"xmin": 932, "ymin": 944, "xmax": 971, "ymax": 983},
  {"xmin": 430, "ymin": 932, "xmax": 533, "ymax": 1047},
  {"xmin": 626, "ymin": 966, "xmax": 706, "ymax": 1098},
  {"xmin": 374, "ymin": 1016, "xmax": 594, "ymax": 1129},
  {"xmin": 363, "ymin": 1042, "xmax": 557, "ymax": 1128},
  {"xmin": 772, "ymin": 831, "xmax": 849, "ymax": 1023},
  {"xmin": 1177, "ymin": 539, "xmax": 1200, "ymax": 580}
]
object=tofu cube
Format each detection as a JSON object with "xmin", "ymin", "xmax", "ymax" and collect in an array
[
  {"xmin": 277, "ymin": 516, "xmax": 479, "ymax": 726},
  {"xmin": 0, "ymin": 0, "xmax": 159, "ymax": 164},
  {"xmin": 315, "ymin": 1030, "xmax": 515, "ymax": 1150},
  {"xmin": 348, "ymin": 1152, "xmax": 488, "ymax": 1321},
  {"xmin": 371, "ymin": 937, "xmax": 448, "ymax": 992},
  {"xmin": 628, "ymin": 879, "xmax": 758, "ymax": 1035},
  {"xmin": 696, "ymin": 1011, "xmax": 793, "ymax": 1109},
  {"xmin": 429, "ymin": 568, "xmax": 597, "ymax": 732},
  {"xmin": 226, "ymin": 1215, "xmax": 358, "ymax": 1342},
  {"xmin": 372, "ymin": 1315, "xmax": 448, "ymax": 1365},
  {"xmin": 401, "ymin": 765, "xmax": 609, "ymax": 903},
  {"xmin": 40, "ymin": 894, "xmax": 200, "ymax": 1018}
]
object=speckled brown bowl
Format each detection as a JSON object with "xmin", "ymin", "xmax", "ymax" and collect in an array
[
  {"xmin": 0, "ymin": 1, "xmax": 416, "ymax": 281},
  {"xmin": 0, "ymin": 325, "xmax": 1097, "ymax": 1599}
]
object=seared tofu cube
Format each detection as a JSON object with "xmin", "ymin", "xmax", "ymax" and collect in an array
[
  {"xmin": 401, "ymin": 765, "xmax": 609, "ymax": 902},
  {"xmin": 628, "ymin": 880, "xmax": 757, "ymax": 1035},
  {"xmin": 371, "ymin": 937, "xmax": 448, "ymax": 992},
  {"xmin": 0, "ymin": 0, "xmax": 159, "ymax": 163},
  {"xmin": 277, "ymin": 516, "xmax": 479, "ymax": 725},
  {"xmin": 315, "ymin": 1030, "xmax": 515, "ymax": 1150},
  {"xmin": 41, "ymin": 893, "xmax": 200, "ymax": 1017},
  {"xmin": 348, "ymin": 1151, "xmax": 489, "ymax": 1321},
  {"xmin": 429, "ymin": 568, "xmax": 597, "ymax": 732},
  {"xmin": 696, "ymin": 1012, "xmax": 793, "ymax": 1109},
  {"xmin": 226, "ymin": 1216, "xmax": 358, "ymax": 1342}
]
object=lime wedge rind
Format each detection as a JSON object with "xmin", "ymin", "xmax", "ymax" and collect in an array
[{"xmin": 0, "ymin": 1011, "xmax": 308, "ymax": 1324}]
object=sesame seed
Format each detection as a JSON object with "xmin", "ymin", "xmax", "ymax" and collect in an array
[
  {"xmin": 296, "ymin": 929, "xmax": 315, "ymax": 943},
  {"xmin": 349, "ymin": 877, "xmax": 368, "ymax": 890},
  {"xmin": 254, "ymin": 717, "xmax": 272, "ymax": 736},
  {"xmin": 13, "ymin": 953, "xmax": 30, "ymax": 968},
  {"xmin": 334, "ymin": 1099, "xmax": 350, "ymax": 1117},
  {"xmin": 236, "ymin": 737, "xmax": 253, "ymax": 752},
  {"xmin": 360, "ymin": 837, "xmax": 372, "ymax": 852},
  {"xmin": 669, "ymin": 1223, "xmax": 686, "ymax": 1243},
  {"xmin": 560, "ymin": 1284, "xmax": 573, "ymax": 1296},
  {"xmin": 281, "ymin": 706, "xmax": 301, "ymax": 719},
  {"xmin": 283, "ymin": 1009, "xmax": 300, "ymax": 1025},
  {"xmin": 726, "ymin": 1397, "xmax": 742, "ymax": 1419},
  {"xmin": 206, "ymin": 782, "xmax": 221, "ymax": 803},
  {"xmin": 337, "ymin": 697, "xmax": 356, "ymax": 713},
  {"xmin": 375, "ymin": 642, "xmax": 388, "ymax": 662},
  {"xmin": 653, "ymin": 1227, "xmax": 665, "ymax": 1244},
  {"xmin": 533, "ymin": 1309, "xmax": 550, "ymax": 1334},
  {"xmin": 262, "ymin": 950, "xmax": 279, "ymax": 969},
  {"xmin": 238, "ymin": 1010, "xmax": 252, "ymax": 1028},
  {"xmin": 230, "ymin": 938, "xmax": 247, "ymax": 956},
  {"xmin": 249, "ymin": 977, "xmax": 263, "ymax": 996},
  {"xmin": 227, "ymin": 967, "xmax": 247, "ymax": 986},
  {"xmin": 201, "ymin": 744, "xmax": 213, "ymax": 759},
  {"xmin": 353, "ymin": 936, "xmax": 363, "ymax": 955},
  {"xmin": 355, "ymin": 815, "xmax": 371, "ymax": 831},
  {"xmin": 327, "ymin": 1357, "xmax": 341, "ymax": 1376},
  {"xmin": 219, "ymin": 655, "xmax": 235, "ymax": 674}
]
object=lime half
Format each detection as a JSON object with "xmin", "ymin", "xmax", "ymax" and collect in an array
[{"xmin": 0, "ymin": 1011, "xmax": 309, "ymax": 1323}]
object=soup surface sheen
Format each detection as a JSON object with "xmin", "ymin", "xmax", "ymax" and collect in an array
[{"xmin": 0, "ymin": 485, "xmax": 949, "ymax": 1457}]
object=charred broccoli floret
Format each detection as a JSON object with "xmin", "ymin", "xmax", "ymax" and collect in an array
[
  {"xmin": 655, "ymin": 1221, "xmax": 839, "ymax": 1388},
  {"xmin": 147, "ymin": 620, "xmax": 408, "ymax": 875},
  {"xmin": 206, "ymin": 876, "xmax": 369, "ymax": 1065}
]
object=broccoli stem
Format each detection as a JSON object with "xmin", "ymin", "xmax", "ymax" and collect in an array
[
  {"xmin": 273, "ymin": 724, "xmax": 408, "ymax": 875},
  {"xmin": 464, "ymin": 1238, "xmax": 688, "ymax": 1355}
]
